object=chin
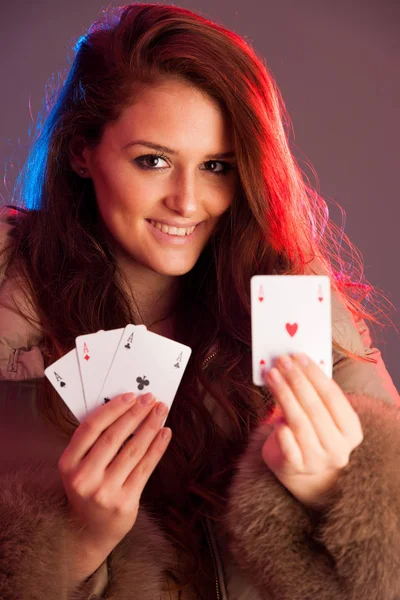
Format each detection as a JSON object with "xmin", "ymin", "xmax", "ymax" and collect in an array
[
  {"xmin": 154, "ymin": 264, "xmax": 196, "ymax": 277},
  {"xmin": 150, "ymin": 256, "xmax": 200, "ymax": 277}
]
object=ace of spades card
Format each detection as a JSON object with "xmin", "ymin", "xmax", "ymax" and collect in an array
[
  {"xmin": 44, "ymin": 348, "xmax": 87, "ymax": 422},
  {"xmin": 98, "ymin": 324, "xmax": 192, "ymax": 427},
  {"xmin": 251, "ymin": 275, "xmax": 332, "ymax": 386}
]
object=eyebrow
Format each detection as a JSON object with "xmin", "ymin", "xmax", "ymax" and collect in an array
[{"xmin": 122, "ymin": 139, "xmax": 236, "ymax": 160}]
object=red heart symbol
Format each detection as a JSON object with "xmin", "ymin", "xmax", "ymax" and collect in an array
[
  {"xmin": 318, "ymin": 296, "xmax": 323, "ymax": 302},
  {"xmin": 259, "ymin": 297, "xmax": 264, "ymax": 302},
  {"xmin": 260, "ymin": 359, "xmax": 265, "ymax": 365},
  {"xmin": 286, "ymin": 323, "xmax": 298, "ymax": 337}
]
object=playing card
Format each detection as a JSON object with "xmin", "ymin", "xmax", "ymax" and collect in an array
[
  {"xmin": 97, "ymin": 324, "xmax": 192, "ymax": 427},
  {"xmin": 251, "ymin": 275, "xmax": 332, "ymax": 386},
  {"xmin": 44, "ymin": 348, "xmax": 87, "ymax": 422},
  {"xmin": 76, "ymin": 326, "xmax": 147, "ymax": 413}
]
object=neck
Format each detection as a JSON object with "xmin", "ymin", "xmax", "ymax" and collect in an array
[{"xmin": 116, "ymin": 252, "xmax": 182, "ymax": 336}]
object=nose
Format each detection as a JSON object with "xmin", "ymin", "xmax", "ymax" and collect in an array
[{"xmin": 163, "ymin": 171, "xmax": 199, "ymax": 218}]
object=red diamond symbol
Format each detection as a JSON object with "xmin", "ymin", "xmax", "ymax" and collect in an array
[
  {"xmin": 260, "ymin": 359, "xmax": 265, "ymax": 365},
  {"xmin": 84, "ymin": 354, "xmax": 90, "ymax": 361}
]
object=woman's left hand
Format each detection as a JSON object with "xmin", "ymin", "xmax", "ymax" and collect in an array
[{"xmin": 261, "ymin": 353, "xmax": 364, "ymax": 508}]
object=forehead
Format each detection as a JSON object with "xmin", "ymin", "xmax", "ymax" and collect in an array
[{"xmin": 103, "ymin": 78, "xmax": 233, "ymax": 152}]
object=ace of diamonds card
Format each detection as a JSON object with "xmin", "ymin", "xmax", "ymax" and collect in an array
[{"xmin": 251, "ymin": 275, "xmax": 332, "ymax": 386}]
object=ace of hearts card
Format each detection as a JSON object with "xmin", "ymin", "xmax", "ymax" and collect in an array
[{"xmin": 251, "ymin": 275, "xmax": 332, "ymax": 386}]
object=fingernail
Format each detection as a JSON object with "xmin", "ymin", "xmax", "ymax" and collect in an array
[
  {"xmin": 156, "ymin": 402, "xmax": 168, "ymax": 416},
  {"xmin": 266, "ymin": 368, "xmax": 281, "ymax": 383},
  {"xmin": 139, "ymin": 393, "xmax": 154, "ymax": 406},
  {"xmin": 292, "ymin": 353, "xmax": 309, "ymax": 367},
  {"xmin": 278, "ymin": 355, "xmax": 292, "ymax": 370},
  {"xmin": 161, "ymin": 428, "xmax": 172, "ymax": 441},
  {"xmin": 123, "ymin": 393, "xmax": 136, "ymax": 403}
]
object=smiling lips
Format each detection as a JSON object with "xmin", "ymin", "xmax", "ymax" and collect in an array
[{"xmin": 148, "ymin": 219, "xmax": 198, "ymax": 236}]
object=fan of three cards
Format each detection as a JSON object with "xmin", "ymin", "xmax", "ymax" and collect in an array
[
  {"xmin": 44, "ymin": 324, "xmax": 192, "ymax": 425},
  {"xmin": 45, "ymin": 276, "xmax": 332, "ymax": 423}
]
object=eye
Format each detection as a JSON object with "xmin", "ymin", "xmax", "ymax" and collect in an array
[
  {"xmin": 133, "ymin": 153, "xmax": 235, "ymax": 176},
  {"xmin": 134, "ymin": 153, "xmax": 169, "ymax": 170},
  {"xmin": 202, "ymin": 160, "xmax": 234, "ymax": 176}
]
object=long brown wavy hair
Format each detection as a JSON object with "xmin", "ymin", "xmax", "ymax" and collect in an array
[{"xmin": 2, "ymin": 3, "xmax": 396, "ymax": 595}]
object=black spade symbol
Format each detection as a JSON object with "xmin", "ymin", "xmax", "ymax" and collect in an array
[
  {"xmin": 104, "ymin": 397, "xmax": 111, "ymax": 404},
  {"xmin": 60, "ymin": 381, "xmax": 66, "ymax": 387}
]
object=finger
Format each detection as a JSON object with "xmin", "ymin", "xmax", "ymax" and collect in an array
[
  {"xmin": 272, "ymin": 355, "xmax": 345, "ymax": 455},
  {"xmin": 79, "ymin": 395, "xmax": 160, "ymax": 477},
  {"xmin": 58, "ymin": 392, "xmax": 151, "ymax": 472},
  {"xmin": 265, "ymin": 366, "xmax": 323, "ymax": 460},
  {"xmin": 122, "ymin": 426, "xmax": 172, "ymax": 497},
  {"xmin": 273, "ymin": 419, "xmax": 303, "ymax": 471},
  {"xmin": 105, "ymin": 400, "xmax": 170, "ymax": 487},
  {"xmin": 291, "ymin": 353, "xmax": 363, "ymax": 439}
]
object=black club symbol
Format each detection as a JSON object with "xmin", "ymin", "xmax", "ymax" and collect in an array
[{"xmin": 136, "ymin": 376, "xmax": 150, "ymax": 391}]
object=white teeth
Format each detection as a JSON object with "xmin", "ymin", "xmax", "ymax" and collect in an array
[{"xmin": 149, "ymin": 220, "xmax": 196, "ymax": 236}]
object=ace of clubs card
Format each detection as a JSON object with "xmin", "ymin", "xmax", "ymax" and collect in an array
[{"xmin": 97, "ymin": 324, "xmax": 192, "ymax": 427}]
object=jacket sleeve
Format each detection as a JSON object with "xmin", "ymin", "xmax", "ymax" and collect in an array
[
  {"xmin": 0, "ymin": 376, "xmax": 179, "ymax": 600},
  {"xmin": 225, "ymin": 392, "xmax": 400, "ymax": 600},
  {"xmin": 330, "ymin": 286, "xmax": 399, "ymax": 406},
  {"xmin": 0, "ymin": 465, "xmax": 109, "ymax": 600},
  {"xmin": 0, "ymin": 462, "xmax": 178, "ymax": 600},
  {"xmin": 224, "ymin": 300, "xmax": 400, "ymax": 599}
]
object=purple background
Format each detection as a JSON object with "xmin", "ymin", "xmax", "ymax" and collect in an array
[{"xmin": 0, "ymin": 0, "xmax": 398, "ymax": 388}]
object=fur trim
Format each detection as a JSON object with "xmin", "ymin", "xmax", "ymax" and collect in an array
[
  {"xmin": 2, "ymin": 393, "xmax": 400, "ymax": 599},
  {"xmin": 0, "ymin": 464, "xmax": 176, "ymax": 600},
  {"xmin": 101, "ymin": 506, "xmax": 178, "ymax": 599},
  {"xmin": 224, "ymin": 393, "xmax": 400, "ymax": 599},
  {"xmin": 0, "ymin": 464, "xmax": 71, "ymax": 600}
]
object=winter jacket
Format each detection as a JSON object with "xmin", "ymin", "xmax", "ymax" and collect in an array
[{"xmin": 0, "ymin": 207, "xmax": 399, "ymax": 599}]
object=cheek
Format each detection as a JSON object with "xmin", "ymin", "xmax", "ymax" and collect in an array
[
  {"xmin": 94, "ymin": 168, "xmax": 150, "ymax": 216},
  {"xmin": 212, "ymin": 182, "xmax": 235, "ymax": 217}
]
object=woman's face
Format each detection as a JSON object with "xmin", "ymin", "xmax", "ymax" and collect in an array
[{"xmin": 77, "ymin": 78, "xmax": 238, "ymax": 276}]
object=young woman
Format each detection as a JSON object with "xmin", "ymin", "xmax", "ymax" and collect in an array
[{"xmin": 0, "ymin": 4, "xmax": 399, "ymax": 599}]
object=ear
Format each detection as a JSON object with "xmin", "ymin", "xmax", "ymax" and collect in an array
[{"xmin": 69, "ymin": 135, "xmax": 92, "ymax": 178}]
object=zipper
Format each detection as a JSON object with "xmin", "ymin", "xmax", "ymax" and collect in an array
[
  {"xmin": 202, "ymin": 516, "xmax": 221, "ymax": 600},
  {"xmin": 201, "ymin": 349, "xmax": 222, "ymax": 598},
  {"xmin": 201, "ymin": 350, "xmax": 219, "ymax": 370}
]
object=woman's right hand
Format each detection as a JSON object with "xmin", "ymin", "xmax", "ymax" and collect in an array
[{"xmin": 58, "ymin": 392, "xmax": 171, "ymax": 567}]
